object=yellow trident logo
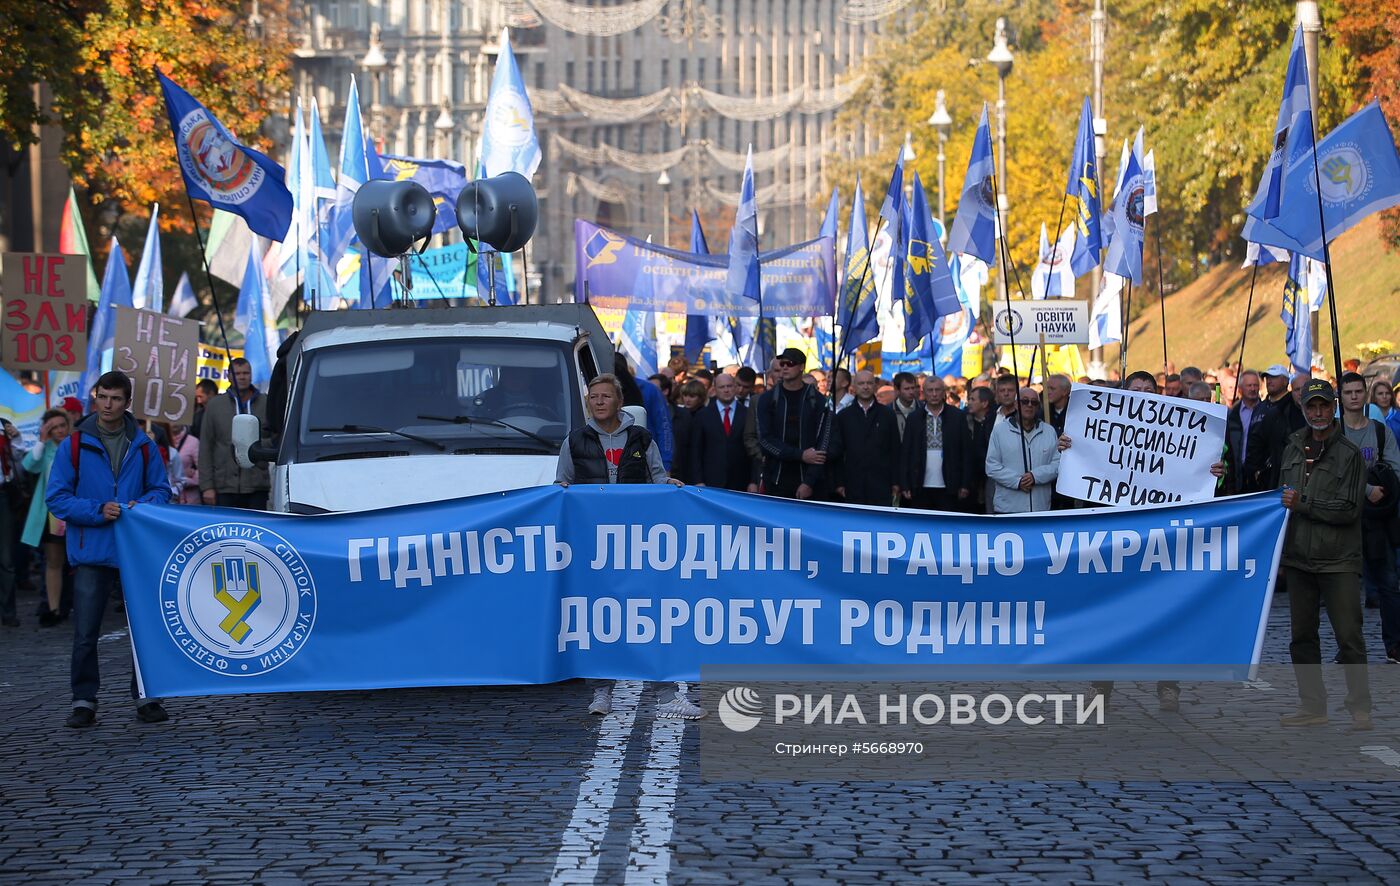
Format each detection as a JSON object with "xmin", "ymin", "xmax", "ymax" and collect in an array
[
  {"xmin": 212, "ymin": 558, "xmax": 261, "ymax": 643},
  {"xmin": 1322, "ymin": 155, "xmax": 1356, "ymax": 196}
]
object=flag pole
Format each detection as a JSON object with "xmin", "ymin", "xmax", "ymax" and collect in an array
[
  {"xmin": 1303, "ymin": 132, "xmax": 1342, "ymax": 380},
  {"xmin": 1026, "ymin": 194, "xmax": 1072, "ymax": 384},
  {"xmin": 1154, "ymin": 228, "xmax": 1168, "ymax": 378},
  {"xmin": 1119, "ymin": 279, "xmax": 1133, "ymax": 380},
  {"xmin": 1232, "ymin": 262, "xmax": 1261, "ymax": 393},
  {"xmin": 988, "ymin": 165, "xmax": 1032, "ymax": 509},
  {"xmin": 182, "ymin": 193, "xmax": 233, "ymax": 357}
]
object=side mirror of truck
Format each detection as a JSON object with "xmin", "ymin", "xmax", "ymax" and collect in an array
[{"xmin": 231, "ymin": 414, "xmax": 277, "ymax": 468}]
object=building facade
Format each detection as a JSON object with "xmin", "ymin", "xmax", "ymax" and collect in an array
[{"xmin": 291, "ymin": 0, "xmax": 895, "ymax": 302}]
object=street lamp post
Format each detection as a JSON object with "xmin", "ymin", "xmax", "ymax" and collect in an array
[
  {"xmin": 987, "ymin": 18, "xmax": 1014, "ymax": 301},
  {"xmin": 928, "ymin": 90, "xmax": 952, "ymax": 230},
  {"xmin": 657, "ymin": 170, "xmax": 672, "ymax": 247},
  {"xmin": 362, "ymin": 24, "xmax": 388, "ymax": 140}
]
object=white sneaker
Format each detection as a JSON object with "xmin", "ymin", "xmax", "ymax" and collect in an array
[
  {"xmin": 588, "ymin": 687, "xmax": 612, "ymax": 715},
  {"xmin": 657, "ymin": 684, "xmax": 707, "ymax": 720}
]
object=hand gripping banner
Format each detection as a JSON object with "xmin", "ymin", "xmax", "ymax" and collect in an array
[{"xmin": 117, "ymin": 488, "xmax": 1288, "ymax": 698}]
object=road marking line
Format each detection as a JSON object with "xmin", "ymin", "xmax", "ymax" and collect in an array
[
  {"xmin": 551, "ymin": 680, "xmax": 643, "ymax": 885},
  {"xmin": 1241, "ymin": 679, "xmax": 1274, "ymax": 691},
  {"xmin": 100, "ymin": 629, "xmax": 129, "ymax": 643},
  {"xmin": 624, "ymin": 714, "xmax": 685, "ymax": 885},
  {"xmin": 1359, "ymin": 745, "xmax": 1400, "ymax": 771}
]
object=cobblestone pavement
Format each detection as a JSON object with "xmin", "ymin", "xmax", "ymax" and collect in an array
[{"xmin": 2, "ymin": 582, "xmax": 1399, "ymax": 884}]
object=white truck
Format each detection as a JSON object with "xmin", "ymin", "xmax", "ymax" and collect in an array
[{"xmin": 232, "ymin": 304, "xmax": 615, "ymax": 513}]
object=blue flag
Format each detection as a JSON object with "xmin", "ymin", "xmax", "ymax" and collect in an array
[
  {"xmin": 820, "ymin": 187, "xmax": 840, "ymax": 241},
  {"xmin": 238, "ymin": 250, "xmax": 273, "ymax": 388},
  {"xmin": 1104, "ymin": 137, "xmax": 1146, "ymax": 285},
  {"xmin": 156, "ymin": 70, "xmax": 292, "ymax": 242},
  {"xmin": 358, "ymin": 138, "xmax": 395, "ymax": 309},
  {"xmin": 381, "ymin": 154, "xmax": 470, "ymax": 236},
  {"xmin": 683, "ymin": 211, "xmax": 712, "ymax": 363},
  {"xmin": 131, "ymin": 204, "xmax": 163, "ymax": 312},
  {"xmin": 303, "ymin": 98, "xmax": 339, "ymax": 310},
  {"xmin": 947, "ymin": 104, "xmax": 998, "ymax": 264},
  {"xmin": 1066, "ymin": 97, "xmax": 1102, "ymax": 277},
  {"xmin": 619, "ymin": 302, "xmax": 658, "ymax": 380},
  {"xmin": 836, "ymin": 179, "xmax": 878, "ymax": 360},
  {"xmin": 80, "ymin": 238, "xmax": 132, "ymax": 402},
  {"xmin": 902, "ymin": 173, "xmax": 960, "ymax": 351},
  {"xmin": 480, "ymin": 28, "xmax": 541, "ymax": 179},
  {"xmin": 326, "ymin": 76, "xmax": 367, "ymax": 276},
  {"xmin": 1270, "ymin": 101, "xmax": 1400, "ymax": 262},
  {"xmin": 1248, "ymin": 27, "xmax": 1312, "ymax": 223},
  {"xmin": 1281, "ymin": 253, "xmax": 1313, "ymax": 375},
  {"xmin": 168, "ymin": 271, "xmax": 198, "ymax": 319},
  {"xmin": 726, "ymin": 148, "xmax": 764, "ymax": 365}
]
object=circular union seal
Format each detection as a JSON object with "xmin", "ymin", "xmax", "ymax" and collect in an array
[
  {"xmin": 489, "ymin": 89, "xmax": 533, "ymax": 147},
  {"xmin": 186, "ymin": 119, "xmax": 255, "ymax": 194},
  {"xmin": 160, "ymin": 523, "xmax": 317, "ymax": 676},
  {"xmin": 1318, "ymin": 145, "xmax": 1367, "ymax": 204},
  {"xmin": 1126, "ymin": 185, "xmax": 1146, "ymax": 229},
  {"xmin": 994, "ymin": 308, "xmax": 1023, "ymax": 338}
]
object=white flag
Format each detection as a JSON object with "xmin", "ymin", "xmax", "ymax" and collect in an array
[
  {"xmin": 1089, "ymin": 272, "xmax": 1126, "ymax": 351},
  {"xmin": 1031, "ymin": 222, "xmax": 1077, "ymax": 299}
]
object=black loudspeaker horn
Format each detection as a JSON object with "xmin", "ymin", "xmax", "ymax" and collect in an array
[
  {"xmin": 456, "ymin": 172, "xmax": 538, "ymax": 253},
  {"xmin": 352, "ymin": 180, "xmax": 437, "ymax": 257}
]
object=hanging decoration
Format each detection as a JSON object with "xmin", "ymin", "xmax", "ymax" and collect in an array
[
  {"xmin": 657, "ymin": 0, "xmax": 724, "ymax": 47},
  {"xmin": 523, "ymin": 0, "xmax": 669, "ymax": 37},
  {"xmin": 704, "ymin": 178, "xmax": 809, "ymax": 207},
  {"xmin": 839, "ymin": 0, "xmax": 918, "ymax": 22},
  {"xmin": 694, "ymin": 84, "xmax": 805, "ymax": 121},
  {"xmin": 557, "ymin": 84, "xmax": 675, "ymax": 122},
  {"xmin": 567, "ymin": 172, "xmax": 632, "ymax": 204}
]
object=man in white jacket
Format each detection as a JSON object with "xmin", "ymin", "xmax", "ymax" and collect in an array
[{"xmin": 985, "ymin": 386, "xmax": 1061, "ymax": 514}]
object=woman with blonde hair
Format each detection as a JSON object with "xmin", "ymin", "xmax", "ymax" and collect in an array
[{"xmin": 22, "ymin": 409, "xmax": 72, "ymax": 626}]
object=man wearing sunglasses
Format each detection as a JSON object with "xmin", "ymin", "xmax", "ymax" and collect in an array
[
  {"xmin": 754, "ymin": 348, "xmax": 829, "ymax": 500},
  {"xmin": 985, "ymin": 386, "xmax": 1061, "ymax": 514}
]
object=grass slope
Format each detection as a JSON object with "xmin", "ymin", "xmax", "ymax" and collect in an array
[{"xmin": 1104, "ymin": 216, "xmax": 1400, "ymax": 374}]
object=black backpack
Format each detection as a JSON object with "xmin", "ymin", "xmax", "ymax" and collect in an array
[{"xmin": 1364, "ymin": 420, "xmax": 1400, "ymax": 519}]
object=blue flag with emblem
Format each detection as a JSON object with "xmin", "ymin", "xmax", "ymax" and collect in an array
[
  {"xmin": 683, "ymin": 211, "xmax": 712, "ymax": 363},
  {"xmin": 326, "ymin": 76, "xmax": 367, "ymax": 278},
  {"xmin": 1242, "ymin": 27, "xmax": 1316, "ymax": 256},
  {"xmin": 1066, "ymin": 97, "xmax": 1102, "ymax": 277},
  {"xmin": 238, "ymin": 249, "xmax": 273, "ymax": 388},
  {"xmin": 380, "ymin": 154, "xmax": 470, "ymax": 236},
  {"xmin": 480, "ymin": 28, "xmax": 541, "ymax": 180},
  {"xmin": 726, "ymin": 148, "xmax": 765, "ymax": 366},
  {"xmin": 902, "ymin": 173, "xmax": 960, "ymax": 351},
  {"xmin": 947, "ymin": 104, "xmax": 998, "ymax": 264},
  {"xmin": 1269, "ymin": 101, "xmax": 1400, "ymax": 262},
  {"xmin": 1281, "ymin": 253, "xmax": 1313, "ymax": 375},
  {"xmin": 1103, "ymin": 136, "xmax": 1146, "ymax": 285},
  {"xmin": 156, "ymin": 70, "xmax": 292, "ymax": 242},
  {"xmin": 836, "ymin": 178, "xmax": 878, "ymax": 360}
]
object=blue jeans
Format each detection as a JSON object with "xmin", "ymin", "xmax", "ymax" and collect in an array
[
  {"xmin": 70, "ymin": 565, "xmax": 142, "ymax": 708},
  {"xmin": 0, "ymin": 500, "xmax": 15, "ymax": 620}
]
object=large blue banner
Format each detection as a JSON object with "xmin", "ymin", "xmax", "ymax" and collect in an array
[
  {"xmin": 574, "ymin": 219, "xmax": 835, "ymax": 316},
  {"xmin": 117, "ymin": 489, "xmax": 1288, "ymax": 698}
]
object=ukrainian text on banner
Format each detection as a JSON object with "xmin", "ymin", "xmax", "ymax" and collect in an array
[
  {"xmin": 1057, "ymin": 383, "xmax": 1227, "ymax": 506},
  {"xmin": 117, "ymin": 488, "xmax": 1286, "ymax": 698},
  {"xmin": 573, "ymin": 219, "xmax": 835, "ymax": 316}
]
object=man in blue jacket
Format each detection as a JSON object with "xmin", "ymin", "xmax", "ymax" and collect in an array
[{"xmin": 46, "ymin": 371, "xmax": 173, "ymax": 728}]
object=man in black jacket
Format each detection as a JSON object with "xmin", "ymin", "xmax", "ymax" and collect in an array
[
  {"xmin": 754, "ymin": 348, "xmax": 828, "ymax": 499},
  {"xmin": 965, "ymin": 387, "xmax": 995, "ymax": 514},
  {"xmin": 901, "ymin": 375, "xmax": 973, "ymax": 512},
  {"xmin": 1245, "ymin": 369, "xmax": 1308, "ymax": 491},
  {"xmin": 1225, "ymin": 369, "xmax": 1264, "ymax": 493},
  {"xmin": 691, "ymin": 373, "xmax": 751, "ymax": 490},
  {"xmin": 829, "ymin": 370, "xmax": 901, "ymax": 506}
]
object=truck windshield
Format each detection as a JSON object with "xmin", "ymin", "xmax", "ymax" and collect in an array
[{"xmin": 292, "ymin": 337, "xmax": 577, "ymax": 460}]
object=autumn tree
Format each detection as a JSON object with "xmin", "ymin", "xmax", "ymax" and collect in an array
[{"xmin": 1335, "ymin": 0, "xmax": 1400, "ymax": 249}]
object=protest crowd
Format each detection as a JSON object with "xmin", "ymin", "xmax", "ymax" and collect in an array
[{"xmin": 2, "ymin": 337, "xmax": 1391, "ymax": 733}]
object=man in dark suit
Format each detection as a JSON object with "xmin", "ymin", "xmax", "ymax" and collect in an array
[
  {"xmin": 829, "ymin": 370, "xmax": 901, "ymax": 506},
  {"xmin": 901, "ymin": 375, "xmax": 973, "ymax": 512},
  {"xmin": 691, "ymin": 373, "xmax": 751, "ymax": 490}
]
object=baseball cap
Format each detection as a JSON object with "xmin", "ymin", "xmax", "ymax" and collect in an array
[
  {"xmin": 776, "ymin": 347, "xmax": 807, "ymax": 366},
  {"xmin": 1302, "ymin": 378, "xmax": 1335, "ymax": 405},
  {"xmin": 1263, "ymin": 364, "xmax": 1290, "ymax": 378},
  {"xmin": 61, "ymin": 396, "xmax": 83, "ymax": 413}
]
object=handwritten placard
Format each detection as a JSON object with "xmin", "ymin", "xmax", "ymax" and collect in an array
[
  {"xmin": 1, "ymin": 253, "xmax": 89, "ymax": 371},
  {"xmin": 1057, "ymin": 383, "xmax": 1227, "ymax": 506},
  {"xmin": 113, "ymin": 307, "xmax": 198, "ymax": 425}
]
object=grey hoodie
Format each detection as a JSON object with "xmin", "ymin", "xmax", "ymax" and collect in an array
[{"xmin": 555, "ymin": 410, "xmax": 668, "ymax": 484}]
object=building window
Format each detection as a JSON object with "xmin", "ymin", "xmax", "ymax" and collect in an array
[{"xmin": 566, "ymin": 61, "xmax": 575, "ymax": 86}]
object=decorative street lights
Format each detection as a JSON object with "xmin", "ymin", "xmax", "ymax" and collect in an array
[
  {"xmin": 928, "ymin": 90, "xmax": 952, "ymax": 230},
  {"xmin": 987, "ymin": 17, "xmax": 1014, "ymax": 298},
  {"xmin": 657, "ymin": 169, "xmax": 672, "ymax": 247}
]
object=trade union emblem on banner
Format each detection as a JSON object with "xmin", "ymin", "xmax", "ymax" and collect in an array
[
  {"xmin": 584, "ymin": 227, "xmax": 626, "ymax": 269},
  {"xmin": 159, "ymin": 523, "xmax": 317, "ymax": 676},
  {"xmin": 177, "ymin": 111, "xmax": 267, "ymax": 204},
  {"xmin": 993, "ymin": 307, "xmax": 1025, "ymax": 338},
  {"xmin": 1317, "ymin": 144, "xmax": 1368, "ymax": 203},
  {"xmin": 488, "ymin": 87, "xmax": 534, "ymax": 148}
]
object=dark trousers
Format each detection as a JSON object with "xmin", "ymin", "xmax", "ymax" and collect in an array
[
  {"xmin": 914, "ymin": 487, "xmax": 959, "ymax": 513},
  {"xmin": 1361, "ymin": 533, "xmax": 1400, "ymax": 655},
  {"xmin": 766, "ymin": 467, "xmax": 801, "ymax": 500},
  {"xmin": 217, "ymin": 491, "xmax": 268, "ymax": 510},
  {"xmin": 0, "ymin": 502, "xmax": 15, "ymax": 620},
  {"xmin": 1285, "ymin": 567, "xmax": 1371, "ymax": 715},
  {"xmin": 71, "ymin": 565, "xmax": 143, "ymax": 708}
]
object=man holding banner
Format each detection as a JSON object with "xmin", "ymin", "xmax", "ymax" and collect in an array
[{"xmin": 1279, "ymin": 379, "xmax": 1372, "ymax": 731}]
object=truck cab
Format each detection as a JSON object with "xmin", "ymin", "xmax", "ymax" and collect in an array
[{"xmin": 234, "ymin": 304, "xmax": 613, "ymax": 513}]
